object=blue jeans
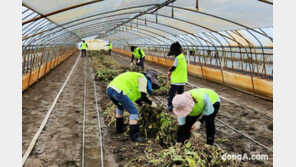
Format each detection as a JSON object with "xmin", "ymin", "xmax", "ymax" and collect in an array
[{"xmin": 106, "ymin": 87, "xmax": 138, "ymax": 120}]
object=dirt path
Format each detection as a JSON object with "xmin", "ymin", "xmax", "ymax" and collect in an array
[
  {"xmin": 22, "ymin": 52, "xmax": 117, "ymax": 166},
  {"xmin": 22, "ymin": 52, "xmax": 80, "ymax": 156},
  {"xmin": 112, "ymin": 52, "xmax": 273, "ymax": 166}
]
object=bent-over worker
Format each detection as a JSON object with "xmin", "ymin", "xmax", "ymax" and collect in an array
[
  {"xmin": 108, "ymin": 41, "xmax": 112, "ymax": 55},
  {"xmin": 130, "ymin": 46, "xmax": 146, "ymax": 70},
  {"xmin": 172, "ymin": 88, "xmax": 220, "ymax": 146},
  {"xmin": 106, "ymin": 70, "xmax": 159, "ymax": 142}
]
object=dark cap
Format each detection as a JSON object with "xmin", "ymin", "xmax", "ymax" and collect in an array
[
  {"xmin": 131, "ymin": 46, "xmax": 136, "ymax": 51},
  {"xmin": 144, "ymin": 69, "xmax": 160, "ymax": 89},
  {"xmin": 167, "ymin": 42, "xmax": 182, "ymax": 56}
]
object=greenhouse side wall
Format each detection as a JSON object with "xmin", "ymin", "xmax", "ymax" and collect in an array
[
  {"xmin": 22, "ymin": 48, "xmax": 77, "ymax": 92},
  {"xmin": 113, "ymin": 48, "xmax": 273, "ymax": 99}
]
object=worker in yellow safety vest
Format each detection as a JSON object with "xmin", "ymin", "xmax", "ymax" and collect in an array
[
  {"xmin": 80, "ymin": 40, "xmax": 88, "ymax": 57},
  {"xmin": 106, "ymin": 70, "xmax": 160, "ymax": 142},
  {"xmin": 166, "ymin": 42, "xmax": 188, "ymax": 111},
  {"xmin": 108, "ymin": 41, "xmax": 112, "ymax": 55},
  {"xmin": 172, "ymin": 88, "xmax": 220, "ymax": 146},
  {"xmin": 130, "ymin": 46, "xmax": 146, "ymax": 70}
]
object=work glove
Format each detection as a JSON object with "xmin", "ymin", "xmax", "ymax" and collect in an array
[
  {"xmin": 151, "ymin": 101, "xmax": 157, "ymax": 108},
  {"xmin": 167, "ymin": 72, "xmax": 171, "ymax": 79},
  {"xmin": 137, "ymin": 59, "xmax": 141, "ymax": 63},
  {"xmin": 190, "ymin": 121, "xmax": 201, "ymax": 132},
  {"xmin": 130, "ymin": 63, "xmax": 133, "ymax": 67}
]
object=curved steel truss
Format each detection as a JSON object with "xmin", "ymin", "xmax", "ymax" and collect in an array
[{"xmin": 22, "ymin": 0, "xmax": 273, "ymax": 80}]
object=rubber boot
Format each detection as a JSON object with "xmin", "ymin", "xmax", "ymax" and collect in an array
[
  {"xmin": 207, "ymin": 137, "xmax": 214, "ymax": 146},
  {"xmin": 130, "ymin": 124, "xmax": 145, "ymax": 142},
  {"xmin": 116, "ymin": 118, "xmax": 125, "ymax": 134},
  {"xmin": 177, "ymin": 125, "xmax": 190, "ymax": 144}
]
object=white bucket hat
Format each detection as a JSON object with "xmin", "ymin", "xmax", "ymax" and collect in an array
[{"xmin": 172, "ymin": 91, "xmax": 195, "ymax": 117}]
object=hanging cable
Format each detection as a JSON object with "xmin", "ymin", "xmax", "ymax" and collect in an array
[
  {"xmin": 156, "ymin": 10, "xmax": 158, "ymax": 23},
  {"xmin": 171, "ymin": 2, "xmax": 174, "ymax": 18}
]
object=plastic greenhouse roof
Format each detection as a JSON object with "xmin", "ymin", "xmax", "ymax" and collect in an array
[{"xmin": 22, "ymin": 0, "xmax": 273, "ymax": 47}]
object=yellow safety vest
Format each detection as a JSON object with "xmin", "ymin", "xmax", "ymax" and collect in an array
[
  {"xmin": 188, "ymin": 88, "xmax": 219, "ymax": 116},
  {"xmin": 81, "ymin": 43, "xmax": 87, "ymax": 50},
  {"xmin": 171, "ymin": 53, "xmax": 188, "ymax": 84},
  {"xmin": 132, "ymin": 47, "xmax": 145, "ymax": 59},
  {"xmin": 108, "ymin": 72, "xmax": 145, "ymax": 102}
]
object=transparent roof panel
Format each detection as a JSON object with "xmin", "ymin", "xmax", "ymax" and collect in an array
[
  {"xmin": 22, "ymin": 0, "xmax": 273, "ymax": 47},
  {"xmin": 197, "ymin": 0, "xmax": 272, "ymax": 28},
  {"xmin": 23, "ymin": 0, "xmax": 95, "ymax": 14}
]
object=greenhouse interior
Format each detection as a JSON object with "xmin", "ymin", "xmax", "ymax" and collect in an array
[{"xmin": 22, "ymin": 0, "xmax": 273, "ymax": 166}]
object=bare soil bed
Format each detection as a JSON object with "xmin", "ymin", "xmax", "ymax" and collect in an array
[
  {"xmin": 22, "ymin": 52, "xmax": 84, "ymax": 166},
  {"xmin": 22, "ymin": 53, "xmax": 118, "ymax": 167}
]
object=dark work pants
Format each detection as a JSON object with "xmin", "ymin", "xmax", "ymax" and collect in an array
[
  {"xmin": 81, "ymin": 49, "xmax": 86, "ymax": 57},
  {"xmin": 108, "ymin": 49, "xmax": 112, "ymax": 55},
  {"xmin": 168, "ymin": 84, "xmax": 184, "ymax": 107},
  {"xmin": 136, "ymin": 57, "xmax": 145, "ymax": 70},
  {"xmin": 177, "ymin": 102, "xmax": 220, "ymax": 145}
]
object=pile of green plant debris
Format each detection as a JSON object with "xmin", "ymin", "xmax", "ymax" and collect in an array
[
  {"xmin": 153, "ymin": 75, "xmax": 170, "ymax": 96},
  {"xmin": 139, "ymin": 105, "xmax": 177, "ymax": 147},
  {"xmin": 103, "ymin": 102, "xmax": 177, "ymax": 147},
  {"xmin": 90, "ymin": 50, "xmax": 144, "ymax": 82},
  {"xmin": 90, "ymin": 51, "xmax": 240, "ymax": 167},
  {"xmin": 87, "ymin": 49, "xmax": 109, "ymax": 57},
  {"xmin": 142, "ymin": 134, "xmax": 240, "ymax": 167}
]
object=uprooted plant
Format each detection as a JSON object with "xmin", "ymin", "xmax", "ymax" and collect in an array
[
  {"xmin": 146, "ymin": 135, "xmax": 241, "ymax": 167},
  {"xmin": 153, "ymin": 75, "xmax": 170, "ymax": 96}
]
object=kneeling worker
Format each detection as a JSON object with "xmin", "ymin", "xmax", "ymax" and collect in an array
[
  {"xmin": 107, "ymin": 70, "xmax": 159, "ymax": 142},
  {"xmin": 172, "ymin": 88, "xmax": 220, "ymax": 146},
  {"xmin": 130, "ymin": 46, "xmax": 145, "ymax": 70}
]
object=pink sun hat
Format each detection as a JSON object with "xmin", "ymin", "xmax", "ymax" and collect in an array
[{"xmin": 172, "ymin": 91, "xmax": 195, "ymax": 117}]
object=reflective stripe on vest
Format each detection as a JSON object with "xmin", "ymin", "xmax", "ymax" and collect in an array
[
  {"xmin": 188, "ymin": 88, "xmax": 219, "ymax": 116},
  {"xmin": 171, "ymin": 53, "xmax": 188, "ymax": 84},
  {"xmin": 132, "ymin": 47, "xmax": 145, "ymax": 59},
  {"xmin": 109, "ymin": 43, "xmax": 112, "ymax": 49},
  {"xmin": 108, "ymin": 72, "xmax": 145, "ymax": 102},
  {"xmin": 81, "ymin": 43, "xmax": 87, "ymax": 50}
]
